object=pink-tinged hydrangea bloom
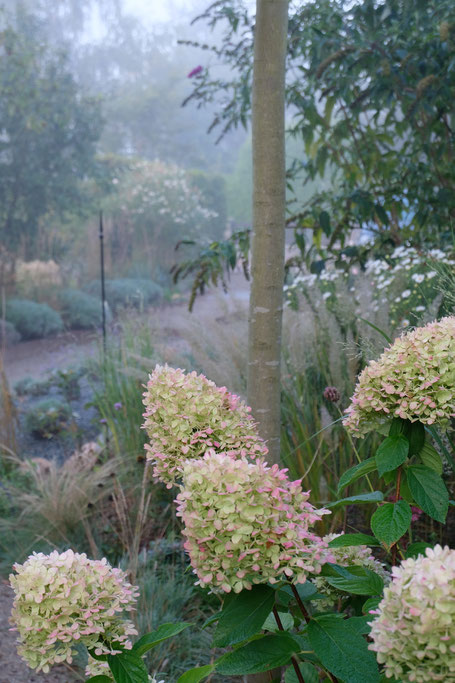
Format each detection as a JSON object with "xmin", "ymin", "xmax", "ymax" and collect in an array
[
  {"xmin": 313, "ymin": 533, "xmax": 389, "ymax": 609},
  {"xmin": 176, "ymin": 452, "xmax": 332, "ymax": 593},
  {"xmin": 142, "ymin": 365, "xmax": 268, "ymax": 486},
  {"xmin": 9, "ymin": 550, "xmax": 138, "ymax": 674},
  {"xmin": 344, "ymin": 317, "xmax": 455, "ymax": 435},
  {"xmin": 369, "ymin": 545, "xmax": 455, "ymax": 682}
]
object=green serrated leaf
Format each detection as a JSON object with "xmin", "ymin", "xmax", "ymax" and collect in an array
[
  {"xmin": 108, "ymin": 651, "xmax": 149, "ymax": 683},
  {"xmin": 132, "ymin": 623, "xmax": 190, "ymax": 657},
  {"xmin": 348, "ymin": 615, "xmax": 373, "ymax": 635},
  {"xmin": 419, "ymin": 443, "xmax": 443, "ymax": 475},
  {"xmin": 285, "ymin": 661, "xmax": 319, "ymax": 683},
  {"xmin": 213, "ymin": 585, "xmax": 276, "ymax": 647},
  {"xmin": 408, "ymin": 421, "xmax": 425, "ymax": 456},
  {"xmin": 337, "ymin": 458, "xmax": 377, "ymax": 494},
  {"xmin": 406, "ymin": 465, "xmax": 448, "ymax": 523},
  {"xmin": 375, "ymin": 435, "xmax": 409, "ymax": 477},
  {"xmin": 215, "ymin": 634, "xmax": 298, "ymax": 675},
  {"xmin": 262, "ymin": 610, "xmax": 294, "ymax": 632},
  {"xmin": 328, "ymin": 533, "xmax": 381, "ymax": 548},
  {"xmin": 405, "ymin": 542, "xmax": 432, "ymax": 559},
  {"xmin": 370, "ymin": 501, "xmax": 411, "ymax": 547},
  {"xmin": 327, "ymin": 491, "xmax": 384, "ymax": 508},
  {"xmin": 362, "ymin": 596, "xmax": 382, "ymax": 614},
  {"xmin": 176, "ymin": 664, "xmax": 215, "ymax": 683},
  {"xmin": 324, "ymin": 565, "xmax": 384, "ymax": 596},
  {"xmin": 308, "ymin": 614, "xmax": 379, "ymax": 683}
]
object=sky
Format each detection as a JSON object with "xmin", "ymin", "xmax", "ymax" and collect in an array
[{"xmin": 123, "ymin": 0, "xmax": 202, "ymax": 27}]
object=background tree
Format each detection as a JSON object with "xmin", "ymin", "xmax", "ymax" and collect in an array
[
  {"xmin": 0, "ymin": 11, "xmax": 104, "ymax": 261},
  {"xmin": 176, "ymin": 0, "xmax": 455, "ymax": 282},
  {"xmin": 248, "ymin": 0, "xmax": 289, "ymax": 464}
]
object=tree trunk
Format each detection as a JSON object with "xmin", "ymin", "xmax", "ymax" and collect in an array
[
  {"xmin": 247, "ymin": 3, "xmax": 288, "ymax": 683},
  {"xmin": 247, "ymin": 0, "xmax": 288, "ymax": 465}
]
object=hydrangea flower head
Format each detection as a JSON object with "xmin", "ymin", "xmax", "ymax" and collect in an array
[
  {"xmin": 313, "ymin": 533, "xmax": 389, "ymax": 608},
  {"xmin": 344, "ymin": 317, "xmax": 455, "ymax": 435},
  {"xmin": 10, "ymin": 549, "xmax": 138, "ymax": 673},
  {"xmin": 369, "ymin": 545, "xmax": 455, "ymax": 682},
  {"xmin": 176, "ymin": 452, "xmax": 331, "ymax": 593},
  {"xmin": 142, "ymin": 365, "xmax": 268, "ymax": 486}
]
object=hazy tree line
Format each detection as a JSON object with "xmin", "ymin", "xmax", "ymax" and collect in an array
[{"xmin": 0, "ymin": 0, "xmax": 248, "ymax": 284}]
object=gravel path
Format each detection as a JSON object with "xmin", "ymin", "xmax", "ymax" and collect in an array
[{"xmin": 0, "ymin": 580, "xmax": 80, "ymax": 682}]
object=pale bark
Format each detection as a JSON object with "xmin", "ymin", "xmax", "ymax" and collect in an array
[
  {"xmin": 247, "ymin": 3, "xmax": 288, "ymax": 683},
  {"xmin": 248, "ymin": 0, "xmax": 289, "ymax": 465}
]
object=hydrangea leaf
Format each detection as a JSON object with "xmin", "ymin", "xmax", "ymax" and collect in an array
[
  {"xmin": 132, "ymin": 622, "xmax": 191, "ymax": 656},
  {"xmin": 337, "ymin": 457, "xmax": 377, "ymax": 494},
  {"xmin": 213, "ymin": 585, "xmax": 276, "ymax": 647},
  {"xmin": 308, "ymin": 614, "xmax": 380, "ymax": 683},
  {"xmin": 215, "ymin": 633, "xmax": 298, "ymax": 675},
  {"xmin": 406, "ymin": 465, "xmax": 448, "ymax": 523},
  {"xmin": 370, "ymin": 501, "xmax": 411, "ymax": 547},
  {"xmin": 375, "ymin": 435, "xmax": 409, "ymax": 477},
  {"xmin": 107, "ymin": 652, "xmax": 149, "ymax": 683},
  {"xmin": 177, "ymin": 664, "xmax": 215, "ymax": 682}
]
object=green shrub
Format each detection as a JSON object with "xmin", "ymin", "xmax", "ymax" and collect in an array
[
  {"xmin": 59, "ymin": 288, "xmax": 102, "ymax": 330},
  {"xmin": 0, "ymin": 320, "xmax": 21, "ymax": 346},
  {"xmin": 24, "ymin": 398, "xmax": 72, "ymax": 439},
  {"xmin": 6, "ymin": 299, "xmax": 63, "ymax": 340},
  {"xmin": 85, "ymin": 278, "xmax": 162, "ymax": 313},
  {"xmin": 14, "ymin": 376, "xmax": 51, "ymax": 397}
]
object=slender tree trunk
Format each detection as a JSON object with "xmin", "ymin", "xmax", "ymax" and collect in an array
[
  {"xmin": 247, "ymin": 0, "xmax": 288, "ymax": 465},
  {"xmin": 247, "ymin": 3, "xmax": 288, "ymax": 683}
]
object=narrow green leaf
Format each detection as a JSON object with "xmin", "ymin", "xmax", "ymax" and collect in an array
[
  {"xmin": 359, "ymin": 318, "xmax": 392, "ymax": 344},
  {"xmin": 375, "ymin": 435, "xmax": 409, "ymax": 477},
  {"xmin": 285, "ymin": 662, "xmax": 319, "ymax": 683},
  {"xmin": 85, "ymin": 677, "xmax": 113, "ymax": 683},
  {"xmin": 405, "ymin": 542, "xmax": 432, "ymax": 559},
  {"xmin": 215, "ymin": 634, "xmax": 298, "ymax": 675},
  {"xmin": 419, "ymin": 443, "xmax": 443, "ymax": 475},
  {"xmin": 132, "ymin": 622, "xmax": 191, "ymax": 656},
  {"xmin": 370, "ymin": 501, "xmax": 411, "ymax": 547},
  {"xmin": 407, "ymin": 465, "xmax": 448, "ymax": 523},
  {"xmin": 213, "ymin": 585, "xmax": 275, "ymax": 647},
  {"xmin": 327, "ymin": 491, "xmax": 383, "ymax": 508},
  {"xmin": 328, "ymin": 533, "xmax": 381, "ymax": 548},
  {"xmin": 108, "ymin": 652, "xmax": 149, "ymax": 683},
  {"xmin": 337, "ymin": 458, "xmax": 377, "ymax": 494},
  {"xmin": 177, "ymin": 664, "xmax": 215, "ymax": 683},
  {"xmin": 308, "ymin": 614, "xmax": 380, "ymax": 683}
]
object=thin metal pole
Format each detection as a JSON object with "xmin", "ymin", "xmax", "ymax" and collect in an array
[{"xmin": 99, "ymin": 210, "xmax": 107, "ymax": 354}]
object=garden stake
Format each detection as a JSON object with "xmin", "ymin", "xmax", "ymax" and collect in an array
[{"xmin": 272, "ymin": 606, "xmax": 306, "ymax": 683}]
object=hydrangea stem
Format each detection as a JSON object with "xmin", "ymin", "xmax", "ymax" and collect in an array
[
  {"xmin": 391, "ymin": 466, "xmax": 402, "ymax": 567},
  {"xmin": 272, "ymin": 607, "xmax": 305, "ymax": 683},
  {"xmin": 289, "ymin": 585, "xmax": 339, "ymax": 683}
]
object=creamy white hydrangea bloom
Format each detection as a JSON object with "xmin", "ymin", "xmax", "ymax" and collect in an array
[
  {"xmin": 369, "ymin": 545, "xmax": 455, "ymax": 682},
  {"xmin": 10, "ymin": 550, "xmax": 138, "ymax": 673}
]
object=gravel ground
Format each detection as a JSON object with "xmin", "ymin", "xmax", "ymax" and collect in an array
[{"xmin": 0, "ymin": 580, "xmax": 80, "ymax": 683}]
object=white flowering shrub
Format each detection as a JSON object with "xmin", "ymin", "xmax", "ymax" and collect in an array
[
  {"xmin": 105, "ymin": 159, "xmax": 221, "ymax": 278},
  {"xmin": 284, "ymin": 244, "xmax": 454, "ymax": 331}
]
